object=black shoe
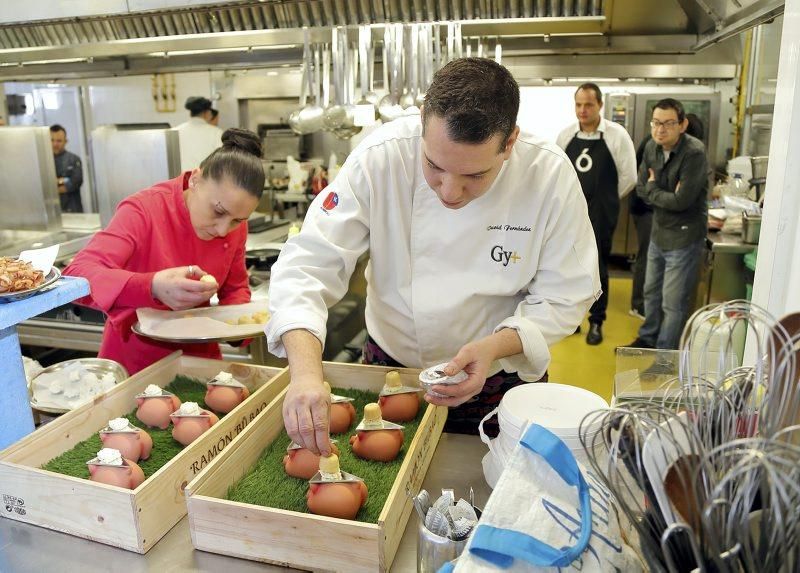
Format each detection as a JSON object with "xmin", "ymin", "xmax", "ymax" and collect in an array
[
  {"xmin": 586, "ymin": 323, "xmax": 603, "ymax": 345},
  {"xmin": 641, "ymin": 357, "xmax": 677, "ymax": 378},
  {"xmin": 620, "ymin": 337, "xmax": 655, "ymax": 349}
]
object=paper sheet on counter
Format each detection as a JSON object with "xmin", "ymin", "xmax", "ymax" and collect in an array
[
  {"xmin": 136, "ymin": 301, "xmax": 269, "ymax": 340},
  {"xmin": 18, "ymin": 244, "xmax": 60, "ymax": 273}
]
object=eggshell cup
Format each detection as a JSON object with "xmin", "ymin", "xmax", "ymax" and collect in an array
[
  {"xmin": 330, "ymin": 401, "xmax": 356, "ymax": 434},
  {"xmin": 170, "ymin": 410, "xmax": 220, "ymax": 446},
  {"xmin": 378, "ymin": 393, "xmax": 420, "ymax": 423},
  {"xmin": 205, "ymin": 384, "xmax": 250, "ymax": 414},
  {"xmin": 136, "ymin": 395, "xmax": 182, "ymax": 429},
  {"xmin": 99, "ymin": 428, "xmax": 153, "ymax": 462},
  {"xmin": 306, "ymin": 481, "xmax": 368, "ymax": 520},
  {"xmin": 349, "ymin": 429, "xmax": 404, "ymax": 462},
  {"xmin": 88, "ymin": 459, "xmax": 145, "ymax": 489},
  {"xmin": 283, "ymin": 443, "xmax": 341, "ymax": 480}
]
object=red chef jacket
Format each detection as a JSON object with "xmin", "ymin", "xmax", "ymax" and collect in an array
[{"xmin": 64, "ymin": 172, "xmax": 251, "ymax": 374}]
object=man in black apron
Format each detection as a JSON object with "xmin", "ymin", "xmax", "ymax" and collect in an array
[{"xmin": 557, "ymin": 84, "xmax": 637, "ymax": 345}]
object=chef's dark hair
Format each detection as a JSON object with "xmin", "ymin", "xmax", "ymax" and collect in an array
[
  {"xmin": 200, "ymin": 128, "xmax": 265, "ymax": 198},
  {"xmin": 49, "ymin": 124, "xmax": 67, "ymax": 136},
  {"xmin": 575, "ymin": 83, "xmax": 602, "ymax": 105},
  {"xmin": 185, "ymin": 96, "xmax": 213, "ymax": 116},
  {"xmin": 653, "ymin": 98, "xmax": 686, "ymax": 122},
  {"xmin": 422, "ymin": 58, "xmax": 519, "ymax": 152}
]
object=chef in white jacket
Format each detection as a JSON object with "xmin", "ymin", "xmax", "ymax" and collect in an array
[
  {"xmin": 174, "ymin": 96, "xmax": 223, "ymax": 172},
  {"xmin": 267, "ymin": 58, "xmax": 601, "ymax": 455}
]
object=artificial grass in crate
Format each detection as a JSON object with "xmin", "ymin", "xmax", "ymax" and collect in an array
[
  {"xmin": 226, "ymin": 386, "xmax": 424, "ymax": 523},
  {"xmin": 41, "ymin": 375, "xmax": 215, "ymax": 480}
]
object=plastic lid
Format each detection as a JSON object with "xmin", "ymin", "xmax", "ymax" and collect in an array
[{"xmin": 498, "ymin": 383, "xmax": 608, "ymax": 437}]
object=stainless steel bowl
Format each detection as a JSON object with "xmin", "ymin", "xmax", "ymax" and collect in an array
[{"xmin": 29, "ymin": 358, "xmax": 129, "ymax": 415}]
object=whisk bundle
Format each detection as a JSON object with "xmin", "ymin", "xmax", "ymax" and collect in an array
[{"xmin": 581, "ymin": 301, "xmax": 800, "ymax": 572}]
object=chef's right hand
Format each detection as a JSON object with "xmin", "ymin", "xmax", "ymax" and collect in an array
[
  {"xmin": 151, "ymin": 265, "xmax": 217, "ymax": 311},
  {"xmin": 283, "ymin": 376, "xmax": 332, "ymax": 456}
]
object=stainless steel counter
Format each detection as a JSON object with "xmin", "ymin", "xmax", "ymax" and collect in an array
[
  {"xmin": 0, "ymin": 433, "xmax": 490, "ymax": 573},
  {"xmin": 702, "ymin": 231, "xmax": 757, "ymax": 304},
  {"xmin": 706, "ymin": 231, "xmax": 757, "ymax": 254}
]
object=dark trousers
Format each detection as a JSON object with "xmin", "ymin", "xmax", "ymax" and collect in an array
[
  {"xmin": 589, "ymin": 227, "xmax": 614, "ymax": 325},
  {"xmin": 362, "ymin": 335, "xmax": 546, "ymax": 438},
  {"xmin": 631, "ymin": 211, "xmax": 653, "ymax": 315}
]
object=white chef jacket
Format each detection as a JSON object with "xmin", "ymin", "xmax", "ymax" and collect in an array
[
  {"xmin": 556, "ymin": 118, "xmax": 638, "ymax": 199},
  {"xmin": 266, "ymin": 116, "xmax": 600, "ymax": 381},
  {"xmin": 173, "ymin": 117, "xmax": 224, "ymax": 172}
]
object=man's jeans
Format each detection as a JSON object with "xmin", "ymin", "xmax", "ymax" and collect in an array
[
  {"xmin": 638, "ymin": 239, "xmax": 705, "ymax": 349},
  {"xmin": 630, "ymin": 211, "xmax": 653, "ymax": 315}
]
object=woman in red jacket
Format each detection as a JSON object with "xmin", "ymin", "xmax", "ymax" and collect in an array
[{"xmin": 65, "ymin": 128, "xmax": 264, "ymax": 374}]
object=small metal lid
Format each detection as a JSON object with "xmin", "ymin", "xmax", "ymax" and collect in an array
[{"xmin": 309, "ymin": 470, "xmax": 364, "ymax": 485}]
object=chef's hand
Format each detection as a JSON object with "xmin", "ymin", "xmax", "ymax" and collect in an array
[
  {"xmin": 425, "ymin": 338, "xmax": 496, "ymax": 408},
  {"xmin": 648, "ymin": 168, "xmax": 656, "ymax": 182},
  {"xmin": 283, "ymin": 376, "xmax": 332, "ymax": 455},
  {"xmin": 151, "ymin": 265, "xmax": 217, "ymax": 311}
]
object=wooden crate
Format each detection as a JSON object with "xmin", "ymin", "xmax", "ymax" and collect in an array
[
  {"xmin": 185, "ymin": 362, "xmax": 447, "ymax": 572},
  {"xmin": 0, "ymin": 352, "xmax": 287, "ymax": 553}
]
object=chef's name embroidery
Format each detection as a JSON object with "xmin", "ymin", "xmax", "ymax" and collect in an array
[
  {"xmin": 487, "ymin": 224, "xmax": 532, "ymax": 232},
  {"xmin": 491, "ymin": 245, "xmax": 522, "ymax": 267}
]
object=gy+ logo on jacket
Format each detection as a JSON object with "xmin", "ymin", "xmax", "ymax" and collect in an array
[{"xmin": 491, "ymin": 245, "xmax": 522, "ymax": 267}]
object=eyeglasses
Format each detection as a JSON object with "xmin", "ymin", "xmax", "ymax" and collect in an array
[{"xmin": 650, "ymin": 120, "xmax": 680, "ymax": 130}]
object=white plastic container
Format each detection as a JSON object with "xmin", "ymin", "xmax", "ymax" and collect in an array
[{"xmin": 479, "ymin": 383, "xmax": 609, "ymax": 488}]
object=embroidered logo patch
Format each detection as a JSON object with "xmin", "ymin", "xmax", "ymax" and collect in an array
[{"xmin": 321, "ymin": 191, "xmax": 339, "ymax": 213}]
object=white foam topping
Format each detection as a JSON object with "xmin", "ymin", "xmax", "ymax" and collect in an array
[
  {"xmin": 143, "ymin": 384, "xmax": 162, "ymax": 396},
  {"xmin": 177, "ymin": 401, "xmax": 201, "ymax": 416},
  {"xmin": 97, "ymin": 448, "xmax": 123, "ymax": 466},
  {"xmin": 108, "ymin": 418, "xmax": 131, "ymax": 431}
]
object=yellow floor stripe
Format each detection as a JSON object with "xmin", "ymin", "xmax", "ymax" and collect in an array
[{"xmin": 549, "ymin": 277, "xmax": 640, "ymax": 403}]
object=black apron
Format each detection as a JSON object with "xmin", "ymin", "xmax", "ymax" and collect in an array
[
  {"xmin": 565, "ymin": 132, "xmax": 620, "ymax": 324},
  {"xmin": 564, "ymin": 132, "xmax": 619, "ymax": 233}
]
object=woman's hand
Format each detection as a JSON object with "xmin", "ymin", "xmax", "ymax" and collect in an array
[
  {"xmin": 283, "ymin": 375, "xmax": 332, "ymax": 455},
  {"xmin": 151, "ymin": 265, "xmax": 217, "ymax": 310}
]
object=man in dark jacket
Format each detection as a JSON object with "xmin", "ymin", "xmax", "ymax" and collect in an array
[
  {"xmin": 625, "ymin": 99, "xmax": 708, "ymax": 349},
  {"xmin": 50, "ymin": 124, "xmax": 84, "ymax": 213}
]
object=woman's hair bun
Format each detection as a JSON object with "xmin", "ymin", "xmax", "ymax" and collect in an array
[
  {"xmin": 185, "ymin": 96, "xmax": 213, "ymax": 114},
  {"xmin": 221, "ymin": 128, "xmax": 263, "ymax": 158}
]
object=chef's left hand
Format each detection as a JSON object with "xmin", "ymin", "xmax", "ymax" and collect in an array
[{"xmin": 424, "ymin": 339, "xmax": 495, "ymax": 408}]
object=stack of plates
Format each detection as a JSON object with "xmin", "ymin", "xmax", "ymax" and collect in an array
[{"xmin": 482, "ymin": 383, "xmax": 609, "ymax": 488}]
